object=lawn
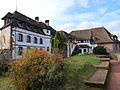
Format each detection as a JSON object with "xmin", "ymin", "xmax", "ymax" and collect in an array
[
  {"xmin": 0, "ymin": 77, "xmax": 16, "ymax": 90},
  {"xmin": 63, "ymin": 54, "xmax": 105, "ymax": 90}
]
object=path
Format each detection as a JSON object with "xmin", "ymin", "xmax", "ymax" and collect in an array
[{"xmin": 107, "ymin": 60, "xmax": 120, "ymax": 90}]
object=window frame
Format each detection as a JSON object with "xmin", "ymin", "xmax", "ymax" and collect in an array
[
  {"xmin": 27, "ymin": 35, "xmax": 31, "ymax": 43},
  {"xmin": 47, "ymin": 47, "xmax": 49, "ymax": 52},
  {"xmin": 18, "ymin": 47, "xmax": 23, "ymax": 56},
  {"xmin": 34, "ymin": 37, "xmax": 37, "ymax": 44},
  {"xmin": 40, "ymin": 38, "xmax": 43, "ymax": 44},
  {"xmin": 18, "ymin": 33, "xmax": 23, "ymax": 42}
]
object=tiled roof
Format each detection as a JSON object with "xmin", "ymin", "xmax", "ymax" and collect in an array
[
  {"xmin": 70, "ymin": 29, "xmax": 91, "ymax": 40},
  {"xmin": 58, "ymin": 31, "xmax": 74, "ymax": 41},
  {"xmin": 1, "ymin": 11, "xmax": 56, "ymax": 36},
  {"xmin": 70, "ymin": 27, "xmax": 120, "ymax": 44}
]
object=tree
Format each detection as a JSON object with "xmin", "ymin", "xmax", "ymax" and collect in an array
[{"xmin": 50, "ymin": 31, "xmax": 66, "ymax": 50}]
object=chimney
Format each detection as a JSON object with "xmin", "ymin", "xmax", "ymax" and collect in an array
[
  {"xmin": 45, "ymin": 20, "xmax": 49, "ymax": 26},
  {"xmin": 35, "ymin": 17, "xmax": 39, "ymax": 22}
]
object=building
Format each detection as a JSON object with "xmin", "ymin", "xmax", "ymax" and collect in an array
[
  {"xmin": 0, "ymin": 11, "xmax": 56, "ymax": 59},
  {"xmin": 70, "ymin": 27, "xmax": 120, "ymax": 55},
  {"xmin": 58, "ymin": 31, "xmax": 76, "ymax": 57}
]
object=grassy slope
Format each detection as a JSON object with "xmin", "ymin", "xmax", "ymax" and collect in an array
[
  {"xmin": 63, "ymin": 54, "xmax": 105, "ymax": 90},
  {"xmin": 0, "ymin": 77, "xmax": 16, "ymax": 90}
]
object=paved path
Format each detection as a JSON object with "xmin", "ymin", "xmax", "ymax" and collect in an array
[{"xmin": 107, "ymin": 60, "xmax": 120, "ymax": 90}]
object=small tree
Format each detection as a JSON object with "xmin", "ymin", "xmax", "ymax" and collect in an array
[
  {"xmin": 10, "ymin": 49, "xmax": 64, "ymax": 90},
  {"xmin": 50, "ymin": 31, "xmax": 66, "ymax": 50},
  {"xmin": 93, "ymin": 46, "xmax": 107, "ymax": 54}
]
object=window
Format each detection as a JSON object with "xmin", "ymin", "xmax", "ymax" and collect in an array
[
  {"xmin": 34, "ymin": 37, "xmax": 37, "ymax": 44},
  {"xmin": 47, "ymin": 47, "xmax": 49, "ymax": 51},
  {"xmin": 18, "ymin": 21, "xmax": 23, "ymax": 28},
  {"xmin": 47, "ymin": 30, "xmax": 49, "ymax": 33},
  {"xmin": 84, "ymin": 49, "xmax": 86, "ymax": 53},
  {"xmin": 40, "ymin": 38, "xmax": 43, "ymax": 44},
  {"xmin": 27, "ymin": 35, "xmax": 31, "ymax": 43},
  {"xmin": 81, "ymin": 40, "xmax": 83, "ymax": 43},
  {"xmin": 18, "ymin": 34, "xmax": 23, "ymax": 42},
  {"xmin": 79, "ymin": 49, "xmax": 82, "ymax": 53},
  {"xmin": 18, "ymin": 47, "xmax": 23, "ymax": 55}
]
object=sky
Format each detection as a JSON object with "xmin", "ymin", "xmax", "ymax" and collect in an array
[{"xmin": 0, "ymin": 0, "xmax": 120, "ymax": 39}]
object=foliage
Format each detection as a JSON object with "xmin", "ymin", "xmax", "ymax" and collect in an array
[
  {"xmin": 0, "ymin": 50, "xmax": 12, "ymax": 63},
  {"xmin": 93, "ymin": 46, "xmax": 107, "ymax": 55},
  {"xmin": 10, "ymin": 49, "xmax": 64, "ymax": 90},
  {"xmin": 0, "ymin": 77, "xmax": 16, "ymax": 89},
  {"xmin": 50, "ymin": 31, "xmax": 66, "ymax": 50},
  {"xmin": 0, "ymin": 63, "xmax": 10, "ymax": 76},
  {"xmin": 52, "ymin": 48, "xmax": 67, "ymax": 58}
]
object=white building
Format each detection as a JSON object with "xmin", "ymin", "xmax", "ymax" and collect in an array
[
  {"xmin": 0, "ymin": 11, "xmax": 56, "ymax": 59},
  {"xmin": 70, "ymin": 27, "xmax": 120, "ymax": 55}
]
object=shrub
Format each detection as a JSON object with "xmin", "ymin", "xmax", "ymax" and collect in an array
[
  {"xmin": 0, "ymin": 63, "xmax": 10, "ymax": 76},
  {"xmin": 10, "ymin": 49, "xmax": 64, "ymax": 90},
  {"xmin": 93, "ymin": 46, "xmax": 107, "ymax": 54}
]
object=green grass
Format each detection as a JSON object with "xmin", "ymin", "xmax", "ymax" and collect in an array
[
  {"xmin": 0, "ymin": 77, "xmax": 16, "ymax": 90},
  {"xmin": 63, "ymin": 54, "xmax": 105, "ymax": 90}
]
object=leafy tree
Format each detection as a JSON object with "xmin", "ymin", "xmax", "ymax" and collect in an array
[{"xmin": 50, "ymin": 31, "xmax": 66, "ymax": 50}]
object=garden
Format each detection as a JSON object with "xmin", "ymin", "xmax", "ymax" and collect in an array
[{"xmin": 0, "ymin": 52, "xmax": 105, "ymax": 90}]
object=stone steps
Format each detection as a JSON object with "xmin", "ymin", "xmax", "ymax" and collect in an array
[
  {"xmin": 85, "ymin": 70, "xmax": 108, "ymax": 88},
  {"xmin": 100, "ymin": 58, "xmax": 110, "ymax": 61},
  {"xmin": 85, "ymin": 57, "xmax": 110, "ymax": 88},
  {"xmin": 96, "ymin": 62, "xmax": 110, "ymax": 70}
]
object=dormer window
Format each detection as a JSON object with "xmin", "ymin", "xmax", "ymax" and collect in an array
[
  {"xmin": 4, "ymin": 19, "xmax": 11, "ymax": 25},
  {"xmin": 18, "ymin": 21, "xmax": 23, "ymax": 28},
  {"xmin": 112, "ymin": 35, "xmax": 118, "ymax": 40}
]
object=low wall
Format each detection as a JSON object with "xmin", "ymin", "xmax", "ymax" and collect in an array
[{"xmin": 110, "ymin": 53, "xmax": 120, "ymax": 60}]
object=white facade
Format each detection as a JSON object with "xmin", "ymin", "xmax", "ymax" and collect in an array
[
  {"xmin": 11, "ymin": 27, "xmax": 51, "ymax": 59},
  {"xmin": 67, "ymin": 43, "xmax": 76, "ymax": 57},
  {"xmin": 67, "ymin": 40, "xmax": 97, "ymax": 57},
  {"xmin": 0, "ymin": 26, "xmax": 51, "ymax": 59}
]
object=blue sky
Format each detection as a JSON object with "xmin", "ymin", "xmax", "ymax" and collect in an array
[{"xmin": 0, "ymin": 0, "xmax": 120, "ymax": 38}]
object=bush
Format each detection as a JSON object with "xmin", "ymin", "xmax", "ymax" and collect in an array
[
  {"xmin": 10, "ymin": 49, "xmax": 64, "ymax": 90},
  {"xmin": 93, "ymin": 46, "xmax": 107, "ymax": 54},
  {"xmin": 0, "ymin": 63, "xmax": 10, "ymax": 76}
]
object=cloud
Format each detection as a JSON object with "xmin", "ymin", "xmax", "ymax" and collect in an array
[
  {"xmin": 99, "ymin": 9, "xmax": 120, "ymax": 22},
  {"xmin": 76, "ymin": 0, "xmax": 89, "ymax": 8},
  {"xmin": 105, "ymin": 21, "xmax": 120, "ymax": 39},
  {"xmin": 55, "ymin": 23, "xmax": 76, "ymax": 33},
  {"xmin": 75, "ymin": 21, "xmax": 102, "ymax": 30},
  {"xmin": 98, "ymin": 7, "xmax": 108, "ymax": 15}
]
